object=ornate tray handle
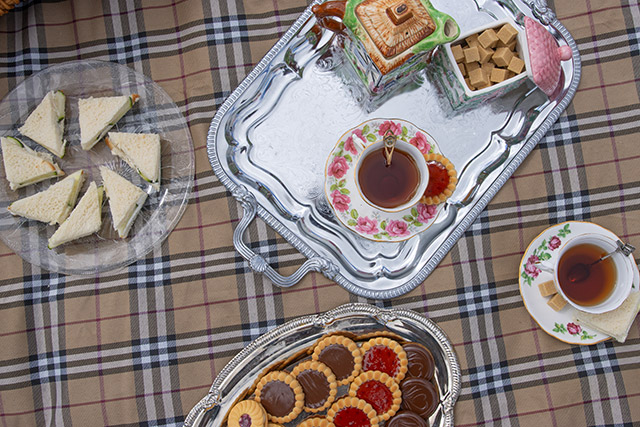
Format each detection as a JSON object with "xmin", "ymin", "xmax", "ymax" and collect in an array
[{"xmin": 232, "ymin": 185, "xmax": 339, "ymax": 287}]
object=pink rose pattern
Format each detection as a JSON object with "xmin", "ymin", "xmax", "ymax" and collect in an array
[
  {"xmin": 344, "ymin": 136, "xmax": 358, "ymax": 155},
  {"xmin": 355, "ymin": 216, "xmax": 378, "ymax": 234},
  {"xmin": 378, "ymin": 120, "xmax": 402, "ymax": 136},
  {"xmin": 330, "ymin": 190, "xmax": 351, "ymax": 212},
  {"xmin": 386, "ymin": 220, "xmax": 410, "ymax": 237},
  {"xmin": 524, "ymin": 255, "xmax": 541, "ymax": 279},
  {"xmin": 567, "ymin": 323, "xmax": 581, "ymax": 335},
  {"xmin": 327, "ymin": 121, "xmax": 443, "ymax": 240},
  {"xmin": 409, "ymin": 131, "xmax": 431, "ymax": 154},
  {"xmin": 328, "ymin": 156, "xmax": 349, "ymax": 179},
  {"xmin": 417, "ymin": 203, "xmax": 437, "ymax": 223},
  {"xmin": 521, "ymin": 224, "xmax": 571, "ymax": 285}
]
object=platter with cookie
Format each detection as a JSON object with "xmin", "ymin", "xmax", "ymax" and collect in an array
[
  {"xmin": 183, "ymin": 303, "xmax": 461, "ymax": 427},
  {"xmin": 206, "ymin": 0, "xmax": 580, "ymax": 298}
]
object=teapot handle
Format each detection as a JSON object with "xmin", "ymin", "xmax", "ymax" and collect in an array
[{"xmin": 312, "ymin": 0, "xmax": 348, "ymax": 32}]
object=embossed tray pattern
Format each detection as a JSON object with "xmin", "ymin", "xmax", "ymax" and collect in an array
[{"xmin": 206, "ymin": 0, "xmax": 581, "ymax": 298}]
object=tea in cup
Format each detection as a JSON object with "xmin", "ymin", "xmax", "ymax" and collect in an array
[
  {"xmin": 538, "ymin": 234, "xmax": 633, "ymax": 314},
  {"xmin": 355, "ymin": 140, "xmax": 428, "ymax": 212}
]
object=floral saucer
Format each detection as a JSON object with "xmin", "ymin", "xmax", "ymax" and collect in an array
[
  {"xmin": 519, "ymin": 221, "xmax": 639, "ymax": 345},
  {"xmin": 324, "ymin": 118, "xmax": 444, "ymax": 242}
]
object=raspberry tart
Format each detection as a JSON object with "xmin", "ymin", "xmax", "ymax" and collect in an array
[
  {"xmin": 420, "ymin": 153, "xmax": 457, "ymax": 205},
  {"xmin": 360, "ymin": 337, "xmax": 408, "ymax": 383}
]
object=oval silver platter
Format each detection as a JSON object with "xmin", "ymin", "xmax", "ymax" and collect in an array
[
  {"xmin": 207, "ymin": 0, "xmax": 581, "ymax": 298},
  {"xmin": 184, "ymin": 303, "xmax": 461, "ymax": 426}
]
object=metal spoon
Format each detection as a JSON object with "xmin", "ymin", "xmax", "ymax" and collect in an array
[{"xmin": 567, "ymin": 240, "xmax": 635, "ymax": 283}]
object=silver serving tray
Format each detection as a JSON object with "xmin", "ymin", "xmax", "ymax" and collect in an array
[
  {"xmin": 184, "ymin": 303, "xmax": 461, "ymax": 427},
  {"xmin": 207, "ymin": 0, "xmax": 580, "ymax": 298}
]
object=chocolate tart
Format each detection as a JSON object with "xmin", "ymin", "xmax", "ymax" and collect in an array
[
  {"xmin": 386, "ymin": 410, "xmax": 429, "ymax": 427},
  {"xmin": 419, "ymin": 153, "xmax": 457, "ymax": 205},
  {"xmin": 227, "ymin": 399, "xmax": 268, "ymax": 427},
  {"xmin": 403, "ymin": 342, "xmax": 436, "ymax": 380},
  {"xmin": 292, "ymin": 360, "xmax": 338, "ymax": 412},
  {"xmin": 296, "ymin": 417, "xmax": 335, "ymax": 427},
  {"xmin": 255, "ymin": 371, "xmax": 305, "ymax": 423},
  {"xmin": 360, "ymin": 337, "xmax": 408, "ymax": 383},
  {"xmin": 327, "ymin": 397, "xmax": 379, "ymax": 427},
  {"xmin": 312, "ymin": 335, "xmax": 362, "ymax": 386},
  {"xmin": 400, "ymin": 377, "xmax": 439, "ymax": 419},
  {"xmin": 348, "ymin": 371, "xmax": 401, "ymax": 421}
]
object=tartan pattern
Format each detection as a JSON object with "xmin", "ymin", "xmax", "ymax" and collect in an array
[{"xmin": 0, "ymin": 0, "xmax": 638, "ymax": 426}]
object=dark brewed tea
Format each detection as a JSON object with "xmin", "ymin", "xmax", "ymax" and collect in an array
[
  {"xmin": 358, "ymin": 147, "xmax": 420, "ymax": 209},
  {"xmin": 557, "ymin": 243, "xmax": 616, "ymax": 306}
]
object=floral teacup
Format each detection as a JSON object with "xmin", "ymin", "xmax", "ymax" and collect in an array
[{"xmin": 325, "ymin": 118, "xmax": 444, "ymax": 242}]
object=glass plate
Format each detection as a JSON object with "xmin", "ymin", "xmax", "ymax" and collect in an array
[{"xmin": 0, "ymin": 60, "xmax": 194, "ymax": 275}]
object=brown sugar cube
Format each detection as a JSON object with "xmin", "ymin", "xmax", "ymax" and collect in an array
[
  {"xmin": 547, "ymin": 293, "xmax": 568, "ymax": 311},
  {"xmin": 538, "ymin": 280, "xmax": 557, "ymax": 297},
  {"xmin": 463, "ymin": 46, "xmax": 480, "ymax": 63},
  {"xmin": 464, "ymin": 77, "xmax": 474, "ymax": 90},
  {"xmin": 466, "ymin": 61, "xmax": 480, "ymax": 73},
  {"xmin": 478, "ymin": 45, "xmax": 494, "ymax": 64},
  {"xmin": 508, "ymin": 56, "xmax": 525, "ymax": 74},
  {"xmin": 451, "ymin": 44, "xmax": 465, "ymax": 63},
  {"xmin": 492, "ymin": 47, "xmax": 514, "ymax": 67},
  {"xmin": 478, "ymin": 28, "xmax": 499, "ymax": 48},
  {"xmin": 468, "ymin": 67, "xmax": 489, "ymax": 89},
  {"xmin": 490, "ymin": 67, "xmax": 510, "ymax": 83},
  {"xmin": 481, "ymin": 61, "xmax": 495, "ymax": 75},
  {"xmin": 465, "ymin": 33, "xmax": 480, "ymax": 47},
  {"xmin": 497, "ymin": 23, "xmax": 519, "ymax": 44},
  {"xmin": 457, "ymin": 62, "xmax": 467, "ymax": 76}
]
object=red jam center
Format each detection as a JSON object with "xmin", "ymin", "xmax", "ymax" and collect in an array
[
  {"xmin": 334, "ymin": 407, "xmax": 371, "ymax": 427},
  {"xmin": 423, "ymin": 161, "xmax": 450, "ymax": 198},
  {"xmin": 357, "ymin": 380, "xmax": 393, "ymax": 414},
  {"xmin": 239, "ymin": 414, "xmax": 251, "ymax": 427},
  {"xmin": 363, "ymin": 345, "xmax": 399, "ymax": 377}
]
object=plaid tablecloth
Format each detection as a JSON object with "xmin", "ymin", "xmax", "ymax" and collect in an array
[{"xmin": 1, "ymin": 0, "xmax": 639, "ymax": 426}]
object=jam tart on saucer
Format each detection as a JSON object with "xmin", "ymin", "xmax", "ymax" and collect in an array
[
  {"xmin": 348, "ymin": 371, "xmax": 402, "ymax": 421},
  {"xmin": 327, "ymin": 397, "xmax": 379, "ymax": 427},
  {"xmin": 255, "ymin": 371, "xmax": 305, "ymax": 423},
  {"xmin": 420, "ymin": 153, "xmax": 457, "ymax": 205},
  {"xmin": 227, "ymin": 399, "xmax": 268, "ymax": 427}
]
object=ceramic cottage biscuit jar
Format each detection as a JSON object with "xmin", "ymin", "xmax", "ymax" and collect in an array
[{"xmin": 313, "ymin": 0, "xmax": 459, "ymax": 94}]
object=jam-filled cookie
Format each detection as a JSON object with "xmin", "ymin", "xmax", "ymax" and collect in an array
[
  {"xmin": 419, "ymin": 153, "xmax": 457, "ymax": 205},
  {"xmin": 292, "ymin": 360, "xmax": 338, "ymax": 412},
  {"xmin": 255, "ymin": 371, "xmax": 305, "ymax": 423},
  {"xmin": 312, "ymin": 335, "xmax": 362, "ymax": 386},
  {"xmin": 348, "ymin": 371, "xmax": 401, "ymax": 421},
  {"xmin": 360, "ymin": 337, "xmax": 408, "ymax": 383},
  {"xmin": 327, "ymin": 397, "xmax": 379, "ymax": 427},
  {"xmin": 296, "ymin": 417, "xmax": 335, "ymax": 427},
  {"xmin": 227, "ymin": 400, "xmax": 268, "ymax": 427}
]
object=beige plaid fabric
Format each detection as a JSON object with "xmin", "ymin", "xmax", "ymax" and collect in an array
[{"xmin": 0, "ymin": 0, "xmax": 639, "ymax": 426}]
